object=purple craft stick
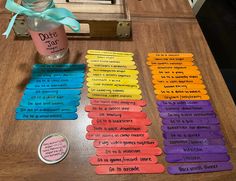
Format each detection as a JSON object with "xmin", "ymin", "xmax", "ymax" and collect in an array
[
  {"xmin": 157, "ymin": 100, "xmax": 211, "ymax": 106},
  {"xmin": 164, "ymin": 145, "xmax": 227, "ymax": 154},
  {"xmin": 158, "ymin": 105, "xmax": 214, "ymax": 112},
  {"xmin": 162, "ymin": 125, "xmax": 220, "ymax": 132},
  {"xmin": 168, "ymin": 162, "xmax": 233, "ymax": 175},
  {"xmin": 166, "ymin": 153, "xmax": 230, "ymax": 163},
  {"xmin": 160, "ymin": 111, "xmax": 216, "ymax": 119},
  {"xmin": 163, "ymin": 131, "xmax": 223, "ymax": 139},
  {"xmin": 162, "ymin": 117, "xmax": 219, "ymax": 125},
  {"xmin": 164, "ymin": 138, "xmax": 225, "ymax": 146}
]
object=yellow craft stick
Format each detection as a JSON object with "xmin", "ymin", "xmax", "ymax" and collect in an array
[
  {"xmin": 87, "ymin": 63, "xmax": 137, "ymax": 70},
  {"xmin": 87, "ymin": 50, "xmax": 134, "ymax": 57},
  {"xmin": 87, "ymin": 77, "xmax": 138, "ymax": 84},
  {"xmin": 150, "ymin": 65, "xmax": 199, "ymax": 71},
  {"xmin": 156, "ymin": 94, "xmax": 210, "ymax": 100},
  {"xmin": 147, "ymin": 61, "xmax": 194, "ymax": 66},
  {"xmin": 152, "ymin": 75, "xmax": 202, "ymax": 80},
  {"xmin": 154, "ymin": 89, "xmax": 208, "ymax": 95},
  {"xmin": 152, "ymin": 70, "xmax": 201, "ymax": 76},
  {"xmin": 86, "ymin": 55, "xmax": 133, "ymax": 61},
  {"xmin": 87, "ymin": 72, "xmax": 138, "ymax": 80},
  {"xmin": 152, "ymin": 79, "xmax": 203, "ymax": 84},
  {"xmin": 87, "ymin": 59, "xmax": 135, "ymax": 66},
  {"xmin": 87, "ymin": 82, "xmax": 140, "ymax": 89},
  {"xmin": 88, "ymin": 88, "xmax": 142, "ymax": 95},
  {"xmin": 154, "ymin": 83, "xmax": 206, "ymax": 90},
  {"xmin": 88, "ymin": 93, "xmax": 142, "ymax": 100},
  {"xmin": 148, "ymin": 53, "xmax": 193, "ymax": 58},
  {"xmin": 89, "ymin": 68, "xmax": 139, "ymax": 75}
]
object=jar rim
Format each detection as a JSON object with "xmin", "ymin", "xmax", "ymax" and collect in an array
[{"xmin": 22, "ymin": 0, "xmax": 54, "ymax": 12}]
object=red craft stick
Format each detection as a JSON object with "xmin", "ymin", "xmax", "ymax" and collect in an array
[
  {"xmin": 90, "ymin": 99, "xmax": 146, "ymax": 106},
  {"xmin": 96, "ymin": 164, "xmax": 165, "ymax": 174},
  {"xmin": 85, "ymin": 105, "xmax": 142, "ymax": 112},
  {"xmin": 88, "ymin": 111, "xmax": 147, "ymax": 119}
]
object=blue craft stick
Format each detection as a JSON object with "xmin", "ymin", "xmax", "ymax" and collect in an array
[
  {"xmin": 32, "ymin": 67, "xmax": 85, "ymax": 73},
  {"xmin": 33, "ymin": 64, "xmax": 86, "ymax": 69},
  {"xmin": 29, "ymin": 77, "xmax": 84, "ymax": 84},
  {"xmin": 24, "ymin": 89, "xmax": 81, "ymax": 95},
  {"xmin": 16, "ymin": 112, "xmax": 78, "ymax": 120},
  {"xmin": 19, "ymin": 99, "xmax": 80, "ymax": 107},
  {"xmin": 21, "ymin": 94, "xmax": 81, "ymax": 102},
  {"xmin": 22, "ymin": 94, "xmax": 80, "ymax": 100},
  {"xmin": 26, "ymin": 82, "xmax": 84, "ymax": 89},
  {"xmin": 16, "ymin": 106, "xmax": 77, "ymax": 113},
  {"xmin": 31, "ymin": 72, "xmax": 85, "ymax": 79}
]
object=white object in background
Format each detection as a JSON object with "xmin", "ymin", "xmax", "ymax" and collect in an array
[{"xmin": 188, "ymin": 0, "xmax": 206, "ymax": 15}]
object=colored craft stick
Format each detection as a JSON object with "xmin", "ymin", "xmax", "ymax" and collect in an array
[
  {"xmin": 87, "ymin": 72, "xmax": 138, "ymax": 79},
  {"xmin": 86, "ymin": 55, "xmax": 133, "ymax": 61},
  {"xmin": 90, "ymin": 99, "xmax": 146, "ymax": 106},
  {"xmin": 86, "ymin": 132, "xmax": 149, "ymax": 140},
  {"xmin": 168, "ymin": 162, "xmax": 233, "ymax": 175},
  {"xmin": 88, "ymin": 68, "xmax": 139, "ymax": 75},
  {"xmin": 90, "ymin": 155, "xmax": 158, "ymax": 165},
  {"xmin": 88, "ymin": 93, "xmax": 142, "ymax": 100},
  {"xmin": 157, "ymin": 100, "xmax": 211, "ymax": 106},
  {"xmin": 96, "ymin": 164, "xmax": 165, "ymax": 174},
  {"xmin": 87, "ymin": 50, "xmax": 134, "ymax": 57},
  {"xmin": 96, "ymin": 147, "xmax": 162, "ymax": 156},
  {"xmin": 88, "ymin": 88, "xmax": 141, "ymax": 95},
  {"xmin": 164, "ymin": 138, "xmax": 225, "ymax": 146},
  {"xmin": 92, "ymin": 118, "xmax": 151, "ymax": 126},
  {"xmin": 16, "ymin": 106, "xmax": 77, "ymax": 113},
  {"xmin": 24, "ymin": 89, "xmax": 81, "ymax": 95},
  {"xmin": 166, "ymin": 154, "xmax": 230, "ymax": 163},
  {"xmin": 93, "ymin": 139, "xmax": 158, "ymax": 148},
  {"xmin": 88, "ymin": 111, "xmax": 147, "ymax": 119},
  {"xmin": 16, "ymin": 113, "xmax": 78, "ymax": 120},
  {"xmin": 85, "ymin": 105, "xmax": 142, "ymax": 112},
  {"xmin": 87, "ymin": 125, "xmax": 147, "ymax": 132},
  {"xmin": 33, "ymin": 64, "xmax": 85, "ymax": 69},
  {"xmin": 156, "ymin": 94, "xmax": 210, "ymax": 100}
]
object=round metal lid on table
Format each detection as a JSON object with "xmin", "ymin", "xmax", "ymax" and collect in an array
[{"xmin": 38, "ymin": 133, "xmax": 69, "ymax": 164}]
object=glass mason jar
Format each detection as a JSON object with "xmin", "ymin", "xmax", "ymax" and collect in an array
[{"xmin": 22, "ymin": 0, "xmax": 69, "ymax": 63}]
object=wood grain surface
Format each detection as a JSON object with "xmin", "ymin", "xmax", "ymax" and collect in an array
[
  {"xmin": 0, "ymin": 13, "xmax": 236, "ymax": 180},
  {"xmin": 0, "ymin": 0, "xmax": 194, "ymax": 18},
  {"xmin": 0, "ymin": 0, "xmax": 7, "ymax": 14},
  {"xmin": 127, "ymin": 0, "xmax": 194, "ymax": 18}
]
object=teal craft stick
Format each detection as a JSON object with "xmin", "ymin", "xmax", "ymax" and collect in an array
[
  {"xmin": 19, "ymin": 99, "xmax": 80, "ymax": 107},
  {"xmin": 21, "ymin": 94, "xmax": 81, "ymax": 102},
  {"xmin": 24, "ymin": 89, "xmax": 81, "ymax": 95},
  {"xmin": 29, "ymin": 77, "xmax": 84, "ymax": 84},
  {"xmin": 33, "ymin": 64, "xmax": 86, "ymax": 69},
  {"xmin": 31, "ymin": 72, "xmax": 85, "ymax": 79},
  {"xmin": 16, "ymin": 112, "xmax": 78, "ymax": 120},
  {"xmin": 16, "ymin": 106, "xmax": 77, "ymax": 113},
  {"xmin": 32, "ymin": 68, "xmax": 85, "ymax": 73},
  {"xmin": 26, "ymin": 82, "xmax": 84, "ymax": 89}
]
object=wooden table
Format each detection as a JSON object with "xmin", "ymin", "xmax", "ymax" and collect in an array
[
  {"xmin": 0, "ymin": 1, "xmax": 236, "ymax": 181},
  {"xmin": 127, "ymin": 0, "xmax": 194, "ymax": 18}
]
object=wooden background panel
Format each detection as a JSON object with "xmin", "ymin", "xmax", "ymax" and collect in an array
[
  {"xmin": 0, "ymin": 15, "xmax": 236, "ymax": 180},
  {"xmin": 0, "ymin": 0, "xmax": 8, "ymax": 14},
  {"xmin": 127, "ymin": 0, "xmax": 194, "ymax": 18}
]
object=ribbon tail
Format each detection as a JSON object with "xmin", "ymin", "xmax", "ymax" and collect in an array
[
  {"xmin": 58, "ymin": 17, "xmax": 80, "ymax": 32},
  {"xmin": 2, "ymin": 13, "xmax": 19, "ymax": 38}
]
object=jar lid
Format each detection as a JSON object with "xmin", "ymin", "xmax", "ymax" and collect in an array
[{"xmin": 38, "ymin": 133, "xmax": 69, "ymax": 164}]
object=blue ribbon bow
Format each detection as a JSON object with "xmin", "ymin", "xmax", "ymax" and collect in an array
[{"xmin": 2, "ymin": 0, "xmax": 80, "ymax": 38}]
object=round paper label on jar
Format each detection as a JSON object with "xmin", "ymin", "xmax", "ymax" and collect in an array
[{"xmin": 38, "ymin": 133, "xmax": 69, "ymax": 164}]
